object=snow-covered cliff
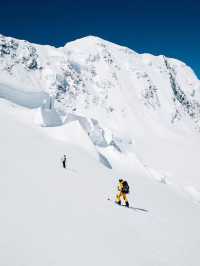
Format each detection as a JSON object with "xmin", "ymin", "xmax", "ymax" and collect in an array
[{"xmin": 0, "ymin": 34, "xmax": 200, "ymax": 131}]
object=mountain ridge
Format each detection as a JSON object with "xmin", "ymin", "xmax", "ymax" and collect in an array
[{"xmin": 1, "ymin": 33, "xmax": 200, "ymax": 134}]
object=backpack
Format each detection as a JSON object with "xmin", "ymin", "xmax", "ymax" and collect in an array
[{"xmin": 122, "ymin": 180, "xmax": 129, "ymax": 194}]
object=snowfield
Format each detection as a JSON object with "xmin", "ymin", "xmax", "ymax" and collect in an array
[
  {"xmin": 0, "ymin": 34, "xmax": 200, "ymax": 266},
  {"xmin": 1, "ymin": 100, "xmax": 200, "ymax": 266}
]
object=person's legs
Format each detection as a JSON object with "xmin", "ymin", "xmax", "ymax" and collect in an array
[
  {"xmin": 123, "ymin": 193, "xmax": 129, "ymax": 207},
  {"xmin": 116, "ymin": 192, "xmax": 122, "ymax": 204}
]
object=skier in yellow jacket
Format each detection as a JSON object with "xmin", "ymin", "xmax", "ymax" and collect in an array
[{"xmin": 116, "ymin": 179, "xmax": 129, "ymax": 207}]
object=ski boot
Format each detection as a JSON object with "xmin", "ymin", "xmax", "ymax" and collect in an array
[
  {"xmin": 116, "ymin": 200, "xmax": 121, "ymax": 205},
  {"xmin": 125, "ymin": 201, "xmax": 129, "ymax": 208}
]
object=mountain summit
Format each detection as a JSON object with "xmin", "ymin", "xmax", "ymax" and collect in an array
[{"xmin": 0, "ymin": 34, "xmax": 200, "ymax": 130}]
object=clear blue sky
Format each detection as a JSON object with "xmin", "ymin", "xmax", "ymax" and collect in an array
[{"xmin": 0, "ymin": 0, "xmax": 199, "ymax": 78}]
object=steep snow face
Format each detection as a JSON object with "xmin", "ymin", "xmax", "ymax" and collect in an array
[
  {"xmin": 0, "ymin": 34, "xmax": 200, "ymax": 132},
  {"xmin": 61, "ymin": 37, "xmax": 200, "ymax": 133},
  {"xmin": 0, "ymin": 35, "xmax": 46, "ymax": 107}
]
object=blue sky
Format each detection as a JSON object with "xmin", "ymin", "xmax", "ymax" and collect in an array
[{"xmin": 0, "ymin": 0, "xmax": 199, "ymax": 77}]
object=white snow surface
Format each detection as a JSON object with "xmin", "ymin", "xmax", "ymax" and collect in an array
[
  {"xmin": 1, "ymin": 100, "xmax": 200, "ymax": 266},
  {"xmin": 0, "ymin": 34, "xmax": 200, "ymax": 265}
]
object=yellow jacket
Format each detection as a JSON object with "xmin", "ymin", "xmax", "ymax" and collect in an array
[{"xmin": 118, "ymin": 181, "xmax": 124, "ymax": 192}]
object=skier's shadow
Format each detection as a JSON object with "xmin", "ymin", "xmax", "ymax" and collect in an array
[{"xmin": 130, "ymin": 207, "xmax": 148, "ymax": 212}]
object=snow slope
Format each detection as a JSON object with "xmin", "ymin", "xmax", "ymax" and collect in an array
[
  {"xmin": 0, "ymin": 34, "xmax": 200, "ymax": 265},
  {"xmin": 1, "ymin": 103, "xmax": 200, "ymax": 266}
]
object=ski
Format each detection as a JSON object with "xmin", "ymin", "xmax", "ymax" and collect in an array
[{"xmin": 107, "ymin": 198, "xmax": 148, "ymax": 212}]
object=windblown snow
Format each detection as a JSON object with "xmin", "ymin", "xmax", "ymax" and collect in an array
[{"xmin": 0, "ymin": 34, "xmax": 200, "ymax": 266}]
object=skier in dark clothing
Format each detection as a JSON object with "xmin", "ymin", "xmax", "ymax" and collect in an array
[{"xmin": 62, "ymin": 154, "xmax": 67, "ymax": 169}]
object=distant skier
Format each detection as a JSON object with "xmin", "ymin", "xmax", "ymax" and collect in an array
[
  {"xmin": 115, "ymin": 179, "xmax": 130, "ymax": 207},
  {"xmin": 62, "ymin": 154, "xmax": 67, "ymax": 169}
]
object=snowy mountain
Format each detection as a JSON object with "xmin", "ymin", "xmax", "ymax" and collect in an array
[
  {"xmin": 1, "ymin": 34, "xmax": 200, "ymax": 130},
  {"xmin": 1, "ymin": 34, "xmax": 200, "ymax": 188},
  {"xmin": 0, "ymin": 34, "xmax": 200, "ymax": 266}
]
